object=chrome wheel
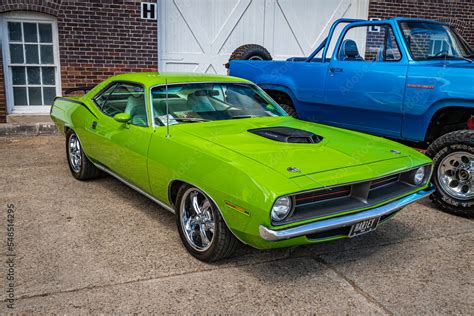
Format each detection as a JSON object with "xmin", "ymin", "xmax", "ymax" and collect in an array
[
  {"xmin": 437, "ymin": 151, "xmax": 474, "ymax": 200},
  {"xmin": 180, "ymin": 188, "xmax": 215, "ymax": 252},
  {"xmin": 68, "ymin": 134, "xmax": 82, "ymax": 173},
  {"xmin": 249, "ymin": 55, "xmax": 263, "ymax": 60}
]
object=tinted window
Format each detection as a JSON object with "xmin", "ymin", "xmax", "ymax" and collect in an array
[{"xmin": 95, "ymin": 82, "xmax": 148, "ymax": 127}]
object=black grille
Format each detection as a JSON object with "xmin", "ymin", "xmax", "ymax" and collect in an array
[{"xmin": 272, "ymin": 165, "xmax": 431, "ymax": 226}]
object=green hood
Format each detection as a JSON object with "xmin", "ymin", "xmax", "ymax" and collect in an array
[{"xmin": 178, "ymin": 116, "xmax": 416, "ymax": 179}]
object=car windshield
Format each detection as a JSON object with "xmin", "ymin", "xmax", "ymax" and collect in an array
[
  {"xmin": 151, "ymin": 82, "xmax": 286, "ymax": 125},
  {"xmin": 399, "ymin": 21, "xmax": 474, "ymax": 60}
]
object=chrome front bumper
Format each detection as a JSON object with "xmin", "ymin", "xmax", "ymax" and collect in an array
[{"xmin": 259, "ymin": 188, "xmax": 435, "ymax": 241}]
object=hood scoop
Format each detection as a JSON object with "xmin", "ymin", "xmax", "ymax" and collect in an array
[{"xmin": 248, "ymin": 127, "xmax": 323, "ymax": 144}]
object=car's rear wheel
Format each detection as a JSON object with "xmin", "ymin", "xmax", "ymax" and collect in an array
[
  {"xmin": 175, "ymin": 185, "xmax": 239, "ymax": 262},
  {"xmin": 426, "ymin": 130, "xmax": 473, "ymax": 217},
  {"xmin": 66, "ymin": 130, "xmax": 99, "ymax": 180},
  {"xmin": 229, "ymin": 44, "xmax": 272, "ymax": 62}
]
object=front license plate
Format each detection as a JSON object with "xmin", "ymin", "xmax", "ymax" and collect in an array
[{"xmin": 348, "ymin": 217, "xmax": 380, "ymax": 238}]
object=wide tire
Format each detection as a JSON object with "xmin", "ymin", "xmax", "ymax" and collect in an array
[
  {"xmin": 66, "ymin": 130, "xmax": 100, "ymax": 180},
  {"xmin": 229, "ymin": 44, "xmax": 272, "ymax": 62},
  {"xmin": 426, "ymin": 130, "xmax": 474, "ymax": 218},
  {"xmin": 175, "ymin": 185, "xmax": 239, "ymax": 262},
  {"xmin": 280, "ymin": 103, "xmax": 298, "ymax": 118}
]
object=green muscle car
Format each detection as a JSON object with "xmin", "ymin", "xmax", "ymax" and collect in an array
[{"xmin": 51, "ymin": 72, "xmax": 434, "ymax": 262}]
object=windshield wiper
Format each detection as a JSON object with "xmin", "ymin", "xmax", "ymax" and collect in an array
[
  {"xmin": 173, "ymin": 118, "xmax": 210, "ymax": 122},
  {"xmin": 426, "ymin": 53, "xmax": 472, "ymax": 63},
  {"xmin": 231, "ymin": 115, "xmax": 255, "ymax": 119}
]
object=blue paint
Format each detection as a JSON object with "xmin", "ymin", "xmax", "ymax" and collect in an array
[{"xmin": 229, "ymin": 18, "xmax": 474, "ymax": 142}]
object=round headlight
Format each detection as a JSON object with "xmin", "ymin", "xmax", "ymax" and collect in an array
[
  {"xmin": 414, "ymin": 167, "xmax": 425, "ymax": 185},
  {"xmin": 271, "ymin": 196, "xmax": 292, "ymax": 222}
]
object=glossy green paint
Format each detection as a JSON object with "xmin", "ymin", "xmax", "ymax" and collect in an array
[
  {"xmin": 113, "ymin": 112, "xmax": 131, "ymax": 123},
  {"xmin": 51, "ymin": 72, "xmax": 432, "ymax": 250}
]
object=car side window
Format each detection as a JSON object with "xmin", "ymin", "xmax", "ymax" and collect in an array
[
  {"xmin": 95, "ymin": 82, "xmax": 148, "ymax": 127},
  {"xmin": 338, "ymin": 25, "xmax": 402, "ymax": 62}
]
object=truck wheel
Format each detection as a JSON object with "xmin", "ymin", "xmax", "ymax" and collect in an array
[
  {"xmin": 280, "ymin": 103, "xmax": 298, "ymax": 118},
  {"xmin": 229, "ymin": 44, "xmax": 272, "ymax": 61},
  {"xmin": 176, "ymin": 185, "xmax": 239, "ymax": 262},
  {"xmin": 426, "ymin": 130, "xmax": 474, "ymax": 217}
]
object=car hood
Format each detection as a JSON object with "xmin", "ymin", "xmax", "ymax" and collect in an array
[{"xmin": 178, "ymin": 116, "xmax": 416, "ymax": 179}]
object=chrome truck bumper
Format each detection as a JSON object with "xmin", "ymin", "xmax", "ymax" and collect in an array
[{"xmin": 259, "ymin": 187, "xmax": 435, "ymax": 241}]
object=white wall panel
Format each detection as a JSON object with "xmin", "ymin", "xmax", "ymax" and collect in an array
[{"xmin": 158, "ymin": 0, "xmax": 369, "ymax": 74}]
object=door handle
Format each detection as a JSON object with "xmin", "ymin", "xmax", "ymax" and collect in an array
[{"xmin": 330, "ymin": 67, "xmax": 343, "ymax": 73}]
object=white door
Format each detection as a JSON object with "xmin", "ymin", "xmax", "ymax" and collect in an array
[{"xmin": 158, "ymin": 0, "xmax": 369, "ymax": 74}]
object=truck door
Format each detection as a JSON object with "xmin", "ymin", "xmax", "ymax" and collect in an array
[{"xmin": 323, "ymin": 23, "xmax": 407, "ymax": 138}]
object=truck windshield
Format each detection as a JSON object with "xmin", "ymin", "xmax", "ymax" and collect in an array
[
  {"xmin": 399, "ymin": 21, "xmax": 474, "ymax": 61},
  {"xmin": 151, "ymin": 83, "xmax": 286, "ymax": 125}
]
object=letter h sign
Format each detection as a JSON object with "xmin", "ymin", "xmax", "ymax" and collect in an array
[{"xmin": 141, "ymin": 2, "xmax": 157, "ymax": 20}]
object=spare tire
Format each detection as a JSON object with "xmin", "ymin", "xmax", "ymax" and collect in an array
[{"xmin": 229, "ymin": 44, "xmax": 272, "ymax": 63}]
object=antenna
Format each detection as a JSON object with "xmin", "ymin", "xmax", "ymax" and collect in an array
[{"xmin": 165, "ymin": 78, "xmax": 170, "ymax": 138}]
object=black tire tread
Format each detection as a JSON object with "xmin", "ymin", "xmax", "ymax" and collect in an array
[
  {"xmin": 175, "ymin": 185, "xmax": 239, "ymax": 262},
  {"xmin": 279, "ymin": 103, "xmax": 298, "ymax": 118},
  {"xmin": 229, "ymin": 44, "xmax": 272, "ymax": 61},
  {"xmin": 426, "ymin": 130, "xmax": 474, "ymax": 218},
  {"xmin": 66, "ymin": 130, "xmax": 100, "ymax": 181}
]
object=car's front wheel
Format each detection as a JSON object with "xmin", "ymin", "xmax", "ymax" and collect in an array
[
  {"xmin": 175, "ymin": 185, "xmax": 239, "ymax": 262},
  {"xmin": 426, "ymin": 130, "xmax": 473, "ymax": 217},
  {"xmin": 66, "ymin": 130, "xmax": 99, "ymax": 180}
]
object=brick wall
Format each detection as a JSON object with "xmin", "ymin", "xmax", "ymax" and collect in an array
[
  {"xmin": 0, "ymin": 0, "xmax": 158, "ymax": 123},
  {"xmin": 369, "ymin": 0, "xmax": 474, "ymax": 47}
]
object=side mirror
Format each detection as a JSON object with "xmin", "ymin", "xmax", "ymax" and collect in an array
[{"xmin": 113, "ymin": 112, "xmax": 131, "ymax": 123}]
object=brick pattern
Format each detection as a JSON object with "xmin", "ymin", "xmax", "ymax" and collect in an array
[
  {"xmin": 0, "ymin": 0, "xmax": 158, "ymax": 122},
  {"xmin": 369, "ymin": 0, "xmax": 474, "ymax": 47}
]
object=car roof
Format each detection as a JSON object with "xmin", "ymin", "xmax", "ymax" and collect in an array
[{"xmin": 107, "ymin": 72, "xmax": 251, "ymax": 86}]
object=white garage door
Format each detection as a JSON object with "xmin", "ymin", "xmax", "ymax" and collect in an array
[{"xmin": 158, "ymin": 0, "xmax": 369, "ymax": 74}]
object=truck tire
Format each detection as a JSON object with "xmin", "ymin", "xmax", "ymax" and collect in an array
[
  {"xmin": 426, "ymin": 130, "xmax": 474, "ymax": 218},
  {"xmin": 280, "ymin": 103, "xmax": 298, "ymax": 118},
  {"xmin": 229, "ymin": 44, "xmax": 272, "ymax": 61}
]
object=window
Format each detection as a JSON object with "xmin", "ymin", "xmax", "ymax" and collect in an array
[
  {"xmin": 151, "ymin": 83, "xmax": 285, "ymax": 126},
  {"xmin": 399, "ymin": 21, "xmax": 474, "ymax": 60},
  {"xmin": 338, "ymin": 24, "xmax": 402, "ymax": 62},
  {"xmin": 1, "ymin": 12, "xmax": 61, "ymax": 113},
  {"xmin": 95, "ymin": 82, "xmax": 148, "ymax": 127}
]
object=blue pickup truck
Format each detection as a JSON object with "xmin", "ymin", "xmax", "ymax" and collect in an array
[{"xmin": 228, "ymin": 18, "xmax": 473, "ymax": 216}]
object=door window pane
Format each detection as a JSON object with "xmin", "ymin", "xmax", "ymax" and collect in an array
[
  {"xmin": 13, "ymin": 87, "xmax": 28, "ymax": 105},
  {"xmin": 27, "ymin": 67, "xmax": 41, "ymax": 84},
  {"xmin": 28, "ymin": 87, "xmax": 42, "ymax": 105},
  {"xmin": 11, "ymin": 67, "xmax": 26, "ymax": 85},
  {"xmin": 39, "ymin": 24, "xmax": 53, "ymax": 43},
  {"xmin": 8, "ymin": 22, "xmax": 22, "ymax": 41},
  {"xmin": 23, "ymin": 23, "xmax": 38, "ymax": 42},
  {"xmin": 10, "ymin": 44, "xmax": 24, "ymax": 63},
  {"xmin": 42, "ymin": 67, "xmax": 55, "ymax": 85},
  {"xmin": 43, "ymin": 87, "xmax": 56, "ymax": 105},
  {"xmin": 40, "ymin": 45, "xmax": 54, "ymax": 64},
  {"xmin": 25, "ymin": 44, "xmax": 39, "ymax": 63},
  {"xmin": 338, "ymin": 25, "xmax": 402, "ymax": 62}
]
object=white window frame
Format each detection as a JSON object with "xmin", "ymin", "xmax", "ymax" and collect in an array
[{"xmin": 0, "ymin": 11, "xmax": 61, "ymax": 114}]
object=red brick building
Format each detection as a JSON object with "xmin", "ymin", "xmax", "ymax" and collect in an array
[{"xmin": 0, "ymin": 0, "xmax": 472, "ymax": 123}]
